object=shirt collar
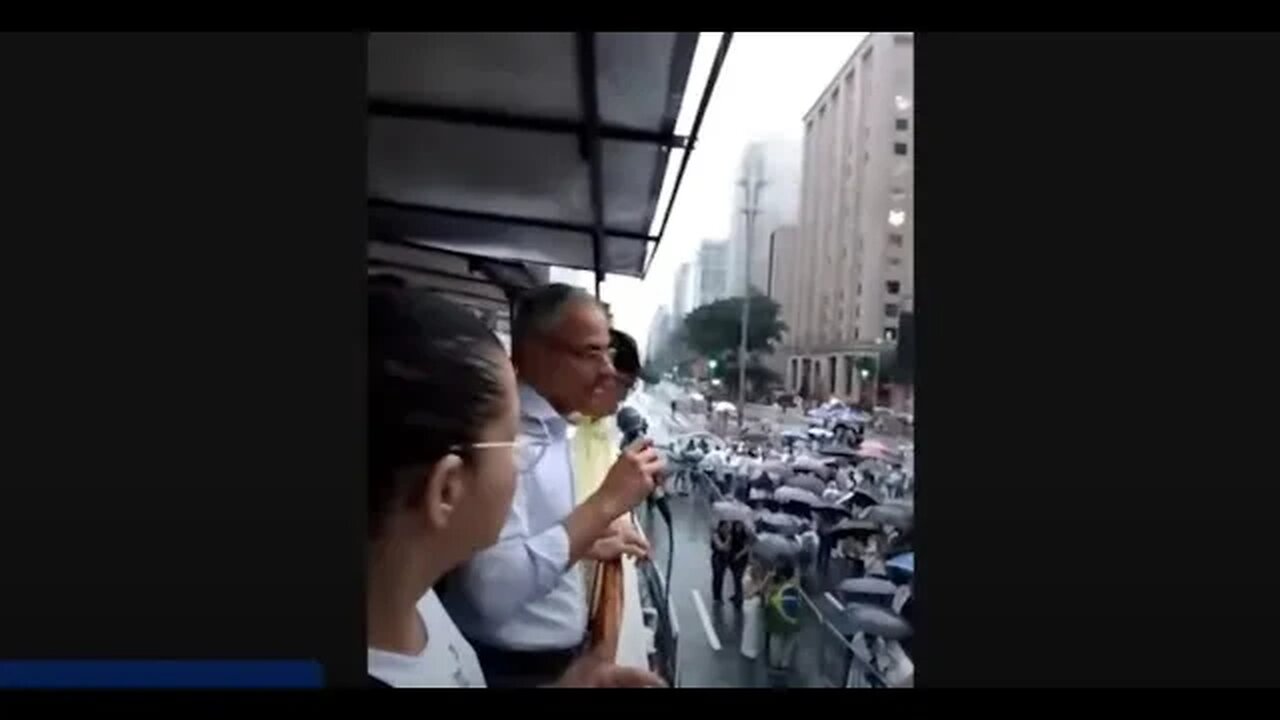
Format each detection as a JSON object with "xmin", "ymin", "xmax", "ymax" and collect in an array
[{"xmin": 518, "ymin": 382, "xmax": 568, "ymax": 436}]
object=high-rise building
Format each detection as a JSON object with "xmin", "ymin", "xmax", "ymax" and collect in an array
[
  {"xmin": 726, "ymin": 137, "xmax": 802, "ymax": 298},
  {"xmin": 775, "ymin": 32, "xmax": 914, "ymax": 403},
  {"xmin": 646, "ymin": 305, "xmax": 674, "ymax": 363},
  {"xmin": 672, "ymin": 262, "xmax": 693, "ymax": 319},
  {"xmin": 694, "ymin": 240, "xmax": 729, "ymax": 308}
]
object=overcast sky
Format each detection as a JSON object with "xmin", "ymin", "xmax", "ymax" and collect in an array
[{"xmin": 554, "ymin": 31, "xmax": 867, "ymax": 355}]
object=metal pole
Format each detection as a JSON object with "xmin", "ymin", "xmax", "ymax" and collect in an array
[
  {"xmin": 737, "ymin": 187, "xmax": 750, "ymax": 430},
  {"xmin": 737, "ymin": 178, "xmax": 765, "ymax": 429},
  {"xmin": 766, "ymin": 230, "xmax": 777, "ymax": 298}
]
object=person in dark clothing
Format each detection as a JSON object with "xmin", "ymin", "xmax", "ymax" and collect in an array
[
  {"xmin": 710, "ymin": 521, "xmax": 732, "ymax": 603},
  {"xmin": 711, "ymin": 520, "xmax": 752, "ymax": 605},
  {"xmin": 726, "ymin": 522, "xmax": 751, "ymax": 606}
]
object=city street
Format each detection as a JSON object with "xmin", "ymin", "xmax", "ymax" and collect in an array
[{"xmin": 630, "ymin": 383, "xmax": 837, "ymax": 688}]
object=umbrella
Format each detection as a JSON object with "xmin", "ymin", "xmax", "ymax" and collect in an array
[
  {"xmin": 864, "ymin": 503, "xmax": 913, "ymax": 530},
  {"xmin": 859, "ymin": 439, "xmax": 903, "ymax": 459},
  {"xmin": 751, "ymin": 532, "xmax": 802, "ymax": 562},
  {"xmin": 838, "ymin": 576, "xmax": 898, "ymax": 599},
  {"xmin": 740, "ymin": 430, "xmax": 771, "ymax": 443},
  {"xmin": 842, "ymin": 603, "xmax": 912, "ymax": 640},
  {"xmin": 807, "ymin": 427, "xmax": 834, "ymax": 439},
  {"xmin": 784, "ymin": 474, "xmax": 827, "ymax": 495},
  {"xmin": 791, "ymin": 455, "xmax": 827, "ymax": 473},
  {"xmin": 712, "ymin": 500, "xmax": 754, "ymax": 524},
  {"xmin": 781, "ymin": 430, "xmax": 808, "ymax": 440},
  {"xmin": 850, "ymin": 487, "xmax": 882, "ymax": 509},
  {"xmin": 826, "ymin": 518, "xmax": 879, "ymax": 542},
  {"xmin": 713, "ymin": 401, "xmax": 738, "ymax": 414},
  {"xmin": 754, "ymin": 510, "xmax": 806, "ymax": 535},
  {"xmin": 747, "ymin": 474, "xmax": 777, "ymax": 491},
  {"xmin": 886, "ymin": 553, "xmax": 914, "ymax": 584},
  {"xmin": 813, "ymin": 502, "xmax": 853, "ymax": 520},
  {"xmin": 818, "ymin": 444, "xmax": 860, "ymax": 459},
  {"xmin": 774, "ymin": 486, "xmax": 823, "ymax": 507},
  {"xmin": 855, "ymin": 446, "xmax": 900, "ymax": 462}
]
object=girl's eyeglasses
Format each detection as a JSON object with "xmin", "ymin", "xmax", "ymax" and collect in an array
[{"xmin": 452, "ymin": 436, "xmax": 548, "ymax": 473}]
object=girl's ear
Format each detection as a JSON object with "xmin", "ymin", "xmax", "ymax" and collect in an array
[{"xmin": 416, "ymin": 454, "xmax": 467, "ymax": 531}]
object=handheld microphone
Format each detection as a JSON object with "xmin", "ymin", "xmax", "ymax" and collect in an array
[
  {"xmin": 616, "ymin": 406, "xmax": 671, "ymax": 527},
  {"xmin": 616, "ymin": 405, "xmax": 675, "ymax": 639}
]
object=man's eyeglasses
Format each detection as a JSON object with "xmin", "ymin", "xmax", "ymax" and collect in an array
[
  {"xmin": 547, "ymin": 337, "xmax": 616, "ymax": 367},
  {"xmin": 452, "ymin": 436, "xmax": 548, "ymax": 473}
]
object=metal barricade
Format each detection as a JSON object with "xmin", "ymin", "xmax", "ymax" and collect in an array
[{"xmin": 796, "ymin": 587, "xmax": 889, "ymax": 688}]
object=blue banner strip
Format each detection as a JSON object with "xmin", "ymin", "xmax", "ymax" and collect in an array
[{"xmin": 0, "ymin": 660, "xmax": 324, "ymax": 688}]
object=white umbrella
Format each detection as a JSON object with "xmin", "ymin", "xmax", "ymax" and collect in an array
[
  {"xmin": 713, "ymin": 401, "xmax": 738, "ymax": 415},
  {"xmin": 754, "ymin": 510, "xmax": 806, "ymax": 534},
  {"xmin": 712, "ymin": 500, "xmax": 755, "ymax": 524},
  {"xmin": 752, "ymin": 533, "xmax": 802, "ymax": 561},
  {"xmin": 774, "ymin": 486, "xmax": 823, "ymax": 507},
  {"xmin": 785, "ymin": 473, "xmax": 827, "ymax": 495}
]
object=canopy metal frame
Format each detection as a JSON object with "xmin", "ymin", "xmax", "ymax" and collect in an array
[{"xmin": 368, "ymin": 32, "xmax": 733, "ymax": 301}]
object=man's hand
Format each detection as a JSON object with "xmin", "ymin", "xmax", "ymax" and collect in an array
[
  {"xmin": 587, "ymin": 519, "xmax": 650, "ymax": 561},
  {"xmin": 554, "ymin": 651, "xmax": 666, "ymax": 688},
  {"xmin": 596, "ymin": 439, "xmax": 665, "ymax": 517}
]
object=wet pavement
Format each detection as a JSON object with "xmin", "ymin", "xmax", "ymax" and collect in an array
[
  {"xmin": 642, "ymin": 492, "xmax": 841, "ymax": 688},
  {"xmin": 631, "ymin": 385, "xmax": 842, "ymax": 688}
]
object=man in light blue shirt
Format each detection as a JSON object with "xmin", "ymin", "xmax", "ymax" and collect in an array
[{"xmin": 442, "ymin": 284, "xmax": 662, "ymax": 687}]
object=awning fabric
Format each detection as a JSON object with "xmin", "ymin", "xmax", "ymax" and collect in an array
[{"xmin": 367, "ymin": 32, "xmax": 728, "ymax": 304}]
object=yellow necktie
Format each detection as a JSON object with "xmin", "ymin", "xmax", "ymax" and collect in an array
[{"xmin": 572, "ymin": 417, "xmax": 616, "ymax": 504}]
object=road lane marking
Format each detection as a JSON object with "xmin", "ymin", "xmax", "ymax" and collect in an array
[{"xmin": 690, "ymin": 589, "xmax": 722, "ymax": 651}]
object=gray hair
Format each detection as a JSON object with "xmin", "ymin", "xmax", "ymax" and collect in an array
[{"xmin": 511, "ymin": 283, "xmax": 600, "ymax": 348}]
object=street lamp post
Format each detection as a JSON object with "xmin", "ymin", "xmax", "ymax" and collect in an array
[{"xmin": 737, "ymin": 177, "xmax": 766, "ymax": 429}]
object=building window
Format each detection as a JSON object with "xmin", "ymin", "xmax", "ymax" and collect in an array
[
  {"xmin": 887, "ymin": 280, "xmax": 901, "ymax": 294},
  {"xmin": 857, "ymin": 282, "xmax": 863, "ymax": 295},
  {"xmin": 888, "ymin": 257, "xmax": 902, "ymax": 266},
  {"xmin": 854, "ymin": 327, "xmax": 860, "ymax": 339},
  {"xmin": 889, "ymin": 234, "xmax": 904, "ymax": 247},
  {"xmin": 895, "ymin": 118, "xmax": 909, "ymax": 131},
  {"xmin": 894, "ymin": 142, "xmax": 909, "ymax": 156},
  {"xmin": 885, "ymin": 328, "xmax": 898, "ymax": 341},
  {"xmin": 885, "ymin": 303, "xmax": 900, "ymax": 317}
]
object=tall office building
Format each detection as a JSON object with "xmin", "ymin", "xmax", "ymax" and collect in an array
[
  {"xmin": 694, "ymin": 239, "xmax": 729, "ymax": 308},
  {"xmin": 775, "ymin": 32, "xmax": 914, "ymax": 402},
  {"xmin": 726, "ymin": 137, "xmax": 801, "ymax": 298},
  {"xmin": 672, "ymin": 261, "xmax": 693, "ymax": 320},
  {"xmin": 646, "ymin": 305, "xmax": 674, "ymax": 363}
]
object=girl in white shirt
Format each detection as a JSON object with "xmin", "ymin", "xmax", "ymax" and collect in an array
[{"xmin": 367, "ymin": 286, "xmax": 663, "ymax": 689}]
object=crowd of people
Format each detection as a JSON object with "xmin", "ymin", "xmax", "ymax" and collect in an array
[{"xmin": 367, "ymin": 279, "xmax": 668, "ymax": 688}]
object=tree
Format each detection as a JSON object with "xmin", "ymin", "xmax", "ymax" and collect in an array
[
  {"xmin": 681, "ymin": 293, "xmax": 788, "ymax": 399},
  {"xmin": 681, "ymin": 292, "xmax": 787, "ymax": 360}
]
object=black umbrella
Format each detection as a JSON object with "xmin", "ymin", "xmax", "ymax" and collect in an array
[
  {"xmin": 825, "ymin": 518, "xmax": 879, "ymax": 542},
  {"xmin": 813, "ymin": 502, "xmax": 853, "ymax": 521},
  {"xmin": 850, "ymin": 487, "xmax": 882, "ymax": 509}
]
